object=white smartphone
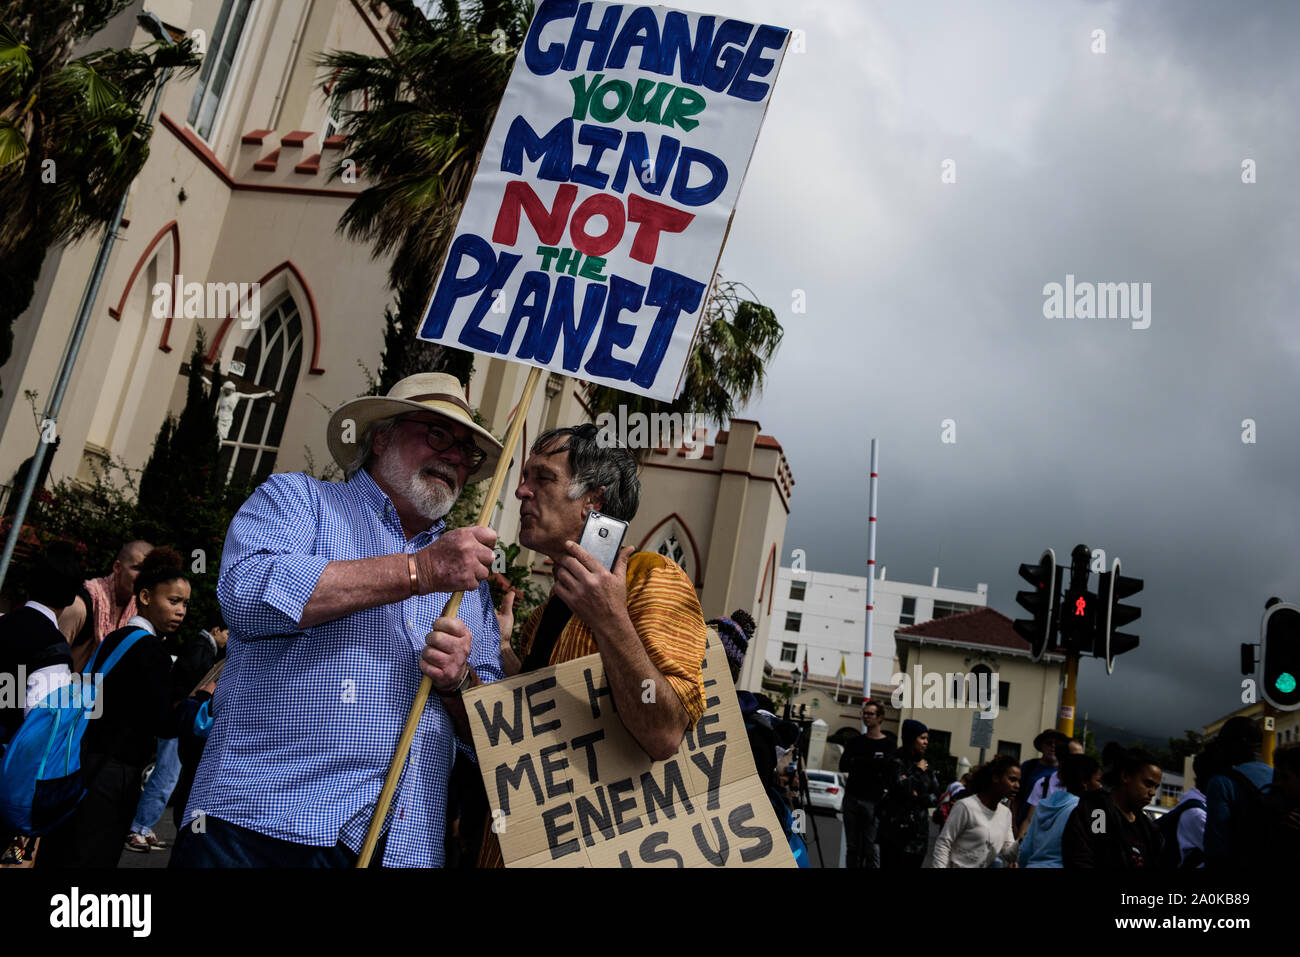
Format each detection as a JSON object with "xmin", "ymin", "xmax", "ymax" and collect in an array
[{"xmin": 578, "ymin": 511, "xmax": 628, "ymax": 570}]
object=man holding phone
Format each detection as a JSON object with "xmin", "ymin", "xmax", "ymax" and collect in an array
[{"xmin": 480, "ymin": 424, "xmax": 708, "ymax": 868}]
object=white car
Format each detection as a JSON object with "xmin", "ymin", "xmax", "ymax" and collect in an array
[{"xmin": 805, "ymin": 769, "xmax": 845, "ymax": 813}]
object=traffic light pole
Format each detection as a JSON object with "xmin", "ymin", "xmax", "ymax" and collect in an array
[
  {"xmin": 1262, "ymin": 704, "xmax": 1276, "ymax": 766},
  {"xmin": 1057, "ymin": 652, "xmax": 1079, "ymax": 738}
]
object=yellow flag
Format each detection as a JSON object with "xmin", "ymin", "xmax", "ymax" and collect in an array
[{"xmin": 839, "ymin": 655, "xmax": 847, "ymax": 677}]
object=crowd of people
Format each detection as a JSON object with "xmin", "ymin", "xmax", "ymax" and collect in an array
[
  {"xmin": 838, "ymin": 705, "xmax": 1300, "ymax": 869},
  {"xmin": 0, "ymin": 541, "xmax": 225, "ymax": 866},
  {"xmin": 1, "ymin": 372, "xmax": 716, "ymax": 869},
  {"xmin": 1, "ymin": 371, "xmax": 1297, "ymax": 870}
]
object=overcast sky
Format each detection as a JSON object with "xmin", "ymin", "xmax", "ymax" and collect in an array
[{"xmin": 701, "ymin": 0, "xmax": 1300, "ymax": 741}]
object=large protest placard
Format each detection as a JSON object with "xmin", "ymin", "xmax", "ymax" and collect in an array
[
  {"xmin": 418, "ymin": 1, "xmax": 789, "ymax": 401},
  {"xmin": 464, "ymin": 631, "xmax": 795, "ymax": 867}
]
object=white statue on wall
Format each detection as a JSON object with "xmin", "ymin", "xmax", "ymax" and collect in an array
[{"xmin": 202, "ymin": 376, "xmax": 276, "ymax": 440}]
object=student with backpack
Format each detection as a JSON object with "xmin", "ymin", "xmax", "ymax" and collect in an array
[
  {"xmin": 0, "ymin": 543, "xmax": 85, "ymax": 864},
  {"xmin": 125, "ymin": 623, "xmax": 227, "ymax": 853},
  {"xmin": 36, "ymin": 547, "xmax": 190, "ymax": 868},
  {"xmin": 1204, "ymin": 716, "xmax": 1274, "ymax": 869},
  {"xmin": 1062, "ymin": 747, "xmax": 1164, "ymax": 868},
  {"xmin": 1157, "ymin": 750, "xmax": 1210, "ymax": 868},
  {"xmin": 0, "ymin": 544, "xmax": 83, "ymax": 746}
]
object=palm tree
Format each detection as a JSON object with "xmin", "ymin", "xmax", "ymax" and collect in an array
[
  {"xmin": 318, "ymin": 0, "xmax": 533, "ymax": 392},
  {"xmin": 0, "ymin": 1, "xmax": 198, "ymax": 396},
  {"xmin": 586, "ymin": 278, "xmax": 785, "ymax": 432}
]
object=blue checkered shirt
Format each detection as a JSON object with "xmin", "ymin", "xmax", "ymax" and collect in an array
[{"xmin": 185, "ymin": 469, "xmax": 502, "ymax": 867}]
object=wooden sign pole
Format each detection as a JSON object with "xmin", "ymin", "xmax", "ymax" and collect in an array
[{"xmin": 356, "ymin": 365, "xmax": 543, "ymax": 868}]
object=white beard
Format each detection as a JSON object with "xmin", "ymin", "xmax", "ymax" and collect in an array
[{"xmin": 375, "ymin": 454, "xmax": 461, "ymax": 523}]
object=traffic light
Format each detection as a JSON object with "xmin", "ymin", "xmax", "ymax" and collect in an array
[
  {"xmin": 1260, "ymin": 602, "xmax": 1300, "ymax": 711},
  {"xmin": 1095, "ymin": 558, "xmax": 1143, "ymax": 674},
  {"xmin": 1060, "ymin": 581, "xmax": 1097, "ymax": 653},
  {"xmin": 1059, "ymin": 545, "xmax": 1096, "ymax": 653},
  {"xmin": 1014, "ymin": 549, "xmax": 1059, "ymax": 662}
]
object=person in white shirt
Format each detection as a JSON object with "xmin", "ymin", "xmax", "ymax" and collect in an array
[
  {"xmin": 930, "ymin": 755, "xmax": 1021, "ymax": 868},
  {"xmin": 0, "ymin": 543, "xmax": 83, "ymax": 738}
]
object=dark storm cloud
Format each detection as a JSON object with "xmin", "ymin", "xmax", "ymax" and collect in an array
[{"xmin": 709, "ymin": 0, "xmax": 1300, "ymax": 739}]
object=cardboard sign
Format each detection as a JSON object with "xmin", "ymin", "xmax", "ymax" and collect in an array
[
  {"xmin": 465, "ymin": 632, "xmax": 795, "ymax": 867},
  {"xmin": 419, "ymin": 1, "xmax": 789, "ymax": 401}
]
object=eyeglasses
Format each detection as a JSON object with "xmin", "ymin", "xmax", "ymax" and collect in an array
[{"xmin": 399, "ymin": 418, "xmax": 486, "ymax": 469}]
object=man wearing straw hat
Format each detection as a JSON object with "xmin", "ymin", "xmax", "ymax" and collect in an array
[{"xmin": 174, "ymin": 373, "xmax": 505, "ymax": 868}]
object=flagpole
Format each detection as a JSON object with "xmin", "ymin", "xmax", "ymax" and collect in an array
[{"xmin": 864, "ymin": 439, "xmax": 879, "ymax": 705}]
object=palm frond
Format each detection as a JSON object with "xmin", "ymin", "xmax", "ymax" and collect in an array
[
  {"xmin": 0, "ymin": 116, "xmax": 27, "ymax": 168},
  {"xmin": 0, "ymin": 23, "xmax": 33, "ymax": 84}
]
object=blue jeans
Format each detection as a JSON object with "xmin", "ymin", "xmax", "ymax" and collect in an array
[{"xmin": 130, "ymin": 737, "xmax": 181, "ymax": 834}]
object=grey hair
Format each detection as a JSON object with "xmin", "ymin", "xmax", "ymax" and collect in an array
[
  {"xmin": 345, "ymin": 415, "xmax": 402, "ymax": 480},
  {"xmin": 532, "ymin": 425, "xmax": 641, "ymax": 521}
]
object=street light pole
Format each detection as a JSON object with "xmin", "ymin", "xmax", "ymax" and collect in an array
[{"xmin": 0, "ymin": 14, "xmax": 176, "ymax": 593}]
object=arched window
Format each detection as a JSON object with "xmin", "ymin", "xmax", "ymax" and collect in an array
[
  {"xmin": 657, "ymin": 534, "xmax": 686, "ymax": 570},
  {"xmin": 219, "ymin": 295, "xmax": 302, "ymax": 487}
]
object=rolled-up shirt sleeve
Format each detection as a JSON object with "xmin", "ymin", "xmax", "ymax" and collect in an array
[
  {"xmin": 217, "ymin": 473, "xmax": 330, "ymax": 637},
  {"xmin": 627, "ymin": 559, "xmax": 708, "ymax": 728}
]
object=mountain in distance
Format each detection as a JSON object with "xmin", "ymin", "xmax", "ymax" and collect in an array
[{"xmin": 1078, "ymin": 718, "xmax": 1177, "ymax": 758}]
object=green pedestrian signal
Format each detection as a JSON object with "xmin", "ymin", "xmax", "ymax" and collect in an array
[{"xmin": 1261, "ymin": 602, "xmax": 1300, "ymax": 711}]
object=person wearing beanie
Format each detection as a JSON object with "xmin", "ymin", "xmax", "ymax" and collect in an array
[{"xmin": 876, "ymin": 717, "xmax": 941, "ymax": 869}]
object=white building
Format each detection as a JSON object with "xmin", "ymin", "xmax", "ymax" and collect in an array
[{"xmin": 761, "ymin": 565, "xmax": 988, "ymax": 697}]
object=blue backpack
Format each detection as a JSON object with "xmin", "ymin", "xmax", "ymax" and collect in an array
[{"xmin": 0, "ymin": 628, "xmax": 149, "ymax": 836}]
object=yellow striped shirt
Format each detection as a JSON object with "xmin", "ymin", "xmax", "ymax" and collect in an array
[{"xmin": 477, "ymin": 550, "xmax": 708, "ymax": 867}]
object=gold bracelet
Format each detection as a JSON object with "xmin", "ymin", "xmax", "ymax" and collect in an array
[{"xmin": 407, "ymin": 553, "xmax": 419, "ymax": 596}]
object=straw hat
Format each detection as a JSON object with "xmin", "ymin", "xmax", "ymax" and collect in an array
[{"xmin": 326, "ymin": 373, "xmax": 503, "ymax": 482}]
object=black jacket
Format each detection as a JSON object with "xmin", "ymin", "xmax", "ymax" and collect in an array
[
  {"xmin": 169, "ymin": 631, "xmax": 224, "ymax": 705},
  {"xmin": 1062, "ymin": 790, "xmax": 1163, "ymax": 868},
  {"xmin": 839, "ymin": 731, "xmax": 897, "ymax": 801},
  {"xmin": 81, "ymin": 624, "xmax": 178, "ymax": 768},
  {"xmin": 0, "ymin": 605, "xmax": 72, "ymax": 741},
  {"xmin": 878, "ymin": 753, "xmax": 942, "ymax": 852}
]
